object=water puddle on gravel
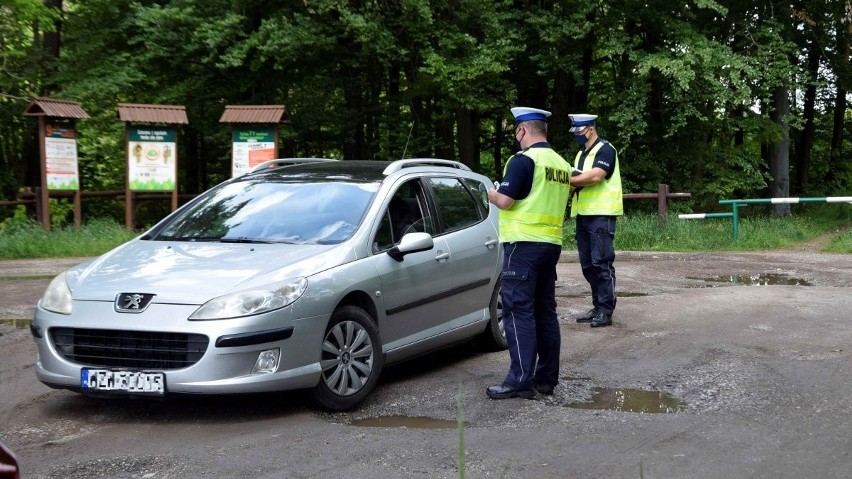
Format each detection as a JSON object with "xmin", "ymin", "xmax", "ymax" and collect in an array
[
  {"xmin": 567, "ymin": 387, "xmax": 686, "ymax": 413},
  {"xmin": 689, "ymin": 273, "xmax": 812, "ymax": 286},
  {"xmin": 0, "ymin": 318, "xmax": 31, "ymax": 329},
  {"xmin": 351, "ymin": 415, "xmax": 464, "ymax": 429}
]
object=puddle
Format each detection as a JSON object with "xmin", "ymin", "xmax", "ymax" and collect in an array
[
  {"xmin": 0, "ymin": 275, "xmax": 56, "ymax": 281},
  {"xmin": 617, "ymin": 291, "xmax": 648, "ymax": 297},
  {"xmin": 689, "ymin": 273, "xmax": 812, "ymax": 286},
  {"xmin": 567, "ymin": 387, "xmax": 686, "ymax": 413},
  {"xmin": 0, "ymin": 318, "xmax": 31, "ymax": 329},
  {"xmin": 351, "ymin": 415, "xmax": 465, "ymax": 429}
]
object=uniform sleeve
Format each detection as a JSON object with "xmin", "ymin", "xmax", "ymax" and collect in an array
[
  {"xmin": 497, "ymin": 154, "xmax": 534, "ymax": 200},
  {"xmin": 592, "ymin": 143, "xmax": 617, "ymax": 179}
]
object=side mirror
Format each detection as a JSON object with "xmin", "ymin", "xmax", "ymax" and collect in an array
[{"xmin": 388, "ymin": 232, "xmax": 434, "ymax": 262}]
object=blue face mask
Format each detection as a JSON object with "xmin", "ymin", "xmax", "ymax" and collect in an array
[{"xmin": 574, "ymin": 134, "xmax": 587, "ymax": 146}]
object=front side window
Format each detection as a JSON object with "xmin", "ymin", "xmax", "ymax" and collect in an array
[{"xmin": 372, "ymin": 180, "xmax": 433, "ymax": 253}]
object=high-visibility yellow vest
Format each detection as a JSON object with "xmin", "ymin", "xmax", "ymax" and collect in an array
[
  {"xmin": 499, "ymin": 147, "xmax": 572, "ymax": 245},
  {"xmin": 570, "ymin": 141, "xmax": 623, "ymax": 217}
]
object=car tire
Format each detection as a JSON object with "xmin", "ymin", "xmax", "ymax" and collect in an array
[
  {"xmin": 312, "ymin": 305, "xmax": 384, "ymax": 411},
  {"xmin": 478, "ymin": 280, "xmax": 507, "ymax": 351}
]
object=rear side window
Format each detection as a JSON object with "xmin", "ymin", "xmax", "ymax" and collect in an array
[{"xmin": 428, "ymin": 177, "xmax": 483, "ymax": 233}]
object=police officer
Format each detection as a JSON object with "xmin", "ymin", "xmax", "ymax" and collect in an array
[
  {"xmin": 568, "ymin": 114, "xmax": 623, "ymax": 328},
  {"xmin": 486, "ymin": 107, "xmax": 573, "ymax": 399}
]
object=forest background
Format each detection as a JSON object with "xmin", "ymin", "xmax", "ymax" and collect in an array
[{"xmin": 1, "ymin": 0, "xmax": 850, "ymax": 225}]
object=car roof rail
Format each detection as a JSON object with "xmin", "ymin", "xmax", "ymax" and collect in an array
[
  {"xmin": 383, "ymin": 158, "xmax": 472, "ymax": 175},
  {"xmin": 248, "ymin": 158, "xmax": 337, "ymax": 174}
]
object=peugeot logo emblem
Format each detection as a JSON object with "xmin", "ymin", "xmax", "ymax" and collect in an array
[{"xmin": 115, "ymin": 293, "xmax": 155, "ymax": 313}]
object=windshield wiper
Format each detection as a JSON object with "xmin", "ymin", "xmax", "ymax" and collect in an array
[{"xmin": 220, "ymin": 237, "xmax": 276, "ymax": 244}]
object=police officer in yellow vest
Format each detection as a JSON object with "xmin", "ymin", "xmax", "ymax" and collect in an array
[
  {"xmin": 568, "ymin": 114, "xmax": 623, "ymax": 328},
  {"xmin": 485, "ymin": 107, "xmax": 573, "ymax": 399}
]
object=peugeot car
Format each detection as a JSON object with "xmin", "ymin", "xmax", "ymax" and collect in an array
[{"xmin": 32, "ymin": 158, "xmax": 506, "ymax": 411}]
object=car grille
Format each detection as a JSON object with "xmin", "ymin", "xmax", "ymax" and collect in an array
[{"xmin": 50, "ymin": 327, "xmax": 208, "ymax": 370}]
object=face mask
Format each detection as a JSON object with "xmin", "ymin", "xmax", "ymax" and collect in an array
[
  {"xmin": 574, "ymin": 134, "xmax": 587, "ymax": 146},
  {"xmin": 513, "ymin": 140, "xmax": 522, "ymax": 151}
]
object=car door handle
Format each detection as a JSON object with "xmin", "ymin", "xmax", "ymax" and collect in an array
[
  {"xmin": 435, "ymin": 251, "xmax": 450, "ymax": 262},
  {"xmin": 484, "ymin": 238, "xmax": 498, "ymax": 248}
]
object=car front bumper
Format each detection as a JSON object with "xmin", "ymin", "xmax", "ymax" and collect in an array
[{"xmin": 32, "ymin": 300, "xmax": 329, "ymax": 395}]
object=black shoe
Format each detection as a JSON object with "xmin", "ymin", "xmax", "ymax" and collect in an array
[
  {"xmin": 590, "ymin": 311, "xmax": 612, "ymax": 328},
  {"xmin": 533, "ymin": 383, "xmax": 555, "ymax": 396},
  {"xmin": 486, "ymin": 384, "xmax": 535, "ymax": 400},
  {"xmin": 576, "ymin": 308, "xmax": 598, "ymax": 323}
]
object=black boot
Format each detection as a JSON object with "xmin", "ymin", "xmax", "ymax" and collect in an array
[
  {"xmin": 576, "ymin": 308, "xmax": 598, "ymax": 323},
  {"xmin": 590, "ymin": 311, "xmax": 612, "ymax": 328}
]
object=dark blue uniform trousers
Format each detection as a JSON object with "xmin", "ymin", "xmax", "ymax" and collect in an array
[
  {"xmin": 575, "ymin": 215, "xmax": 617, "ymax": 315},
  {"xmin": 500, "ymin": 241, "xmax": 563, "ymax": 390}
]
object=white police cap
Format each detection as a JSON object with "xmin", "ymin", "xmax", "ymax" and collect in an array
[
  {"xmin": 569, "ymin": 114, "xmax": 597, "ymax": 132},
  {"xmin": 511, "ymin": 107, "xmax": 551, "ymax": 124}
]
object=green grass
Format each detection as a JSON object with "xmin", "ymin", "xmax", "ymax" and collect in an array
[
  {"xmin": 823, "ymin": 226, "xmax": 852, "ymax": 253},
  {"xmin": 0, "ymin": 218, "xmax": 139, "ymax": 260},
  {"xmin": 0, "ymin": 209, "xmax": 850, "ymax": 261},
  {"xmin": 562, "ymin": 210, "xmax": 852, "ymax": 253}
]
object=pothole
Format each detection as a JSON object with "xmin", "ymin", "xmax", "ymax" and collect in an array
[
  {"xmin": 351, "ymin": 415, "xmax": 464, "ymax": 429},
  {"xmin": 689, "ymin": 273, "xmax": 812, "ymax": 286},
  {"xmin": 566, "ymin": 387, "xmax": 686, "ymax": 413},
  {"xmin": 0, "ymin": 318, "xmax": 31, "ymax": 329}
]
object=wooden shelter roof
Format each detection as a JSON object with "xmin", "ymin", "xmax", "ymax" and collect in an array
[
  {"xmin": 219, "ymin": 105, "xmax": 290, "ymax": 124},
  {"xmin": 23, "ymin": 97, "xmax": 89, "ymax": 119},
  {"xmin": 117, "ymin": 103, "xmax": 189, "ymax": 124}
]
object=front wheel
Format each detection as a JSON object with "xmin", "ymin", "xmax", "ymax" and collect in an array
[{"xmin": 312, "ymin": 305, "xmax": 384, "ymax": 411}]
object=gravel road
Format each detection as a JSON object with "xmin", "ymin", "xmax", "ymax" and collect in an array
[{"xmin": 1, "ymin": 250, "xmax": 850, "ymax": 478}]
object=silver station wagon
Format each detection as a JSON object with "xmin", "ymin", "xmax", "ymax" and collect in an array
[{"xmin": 32, "ymin": 159, "xmax": 506, "ymax": 411}]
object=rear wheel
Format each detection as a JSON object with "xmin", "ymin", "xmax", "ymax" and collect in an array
[
  {"xmin": 478, "ymin": 280, "xmax": 507, "ymax": 351},
  {"xmin": 312, "ymin": 305, "xmax": 384, "ymax": 411}
]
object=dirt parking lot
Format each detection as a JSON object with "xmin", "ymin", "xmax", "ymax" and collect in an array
[{"xmin": 1, "ymin": 250, "xmax": 851, "ymax": 478}]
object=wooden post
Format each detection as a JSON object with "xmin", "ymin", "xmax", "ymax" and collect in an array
[
  {"xmin": 124, "ymin": 127, "xmax": 134, "ymax": 229},
  {"xmin": 73, "ymin": 190, "xmax": 82, "ymax": 228},
  {"xmin": 657, "ymin": 183, "xmax": 669, "ymax": 222},
  {"xmin": 37, "ymin": 117, "xmax": 51, "ymax": 231},
  {"xmin": 172, "ymin": 129, "xmax": 179, "ymax": 211}
]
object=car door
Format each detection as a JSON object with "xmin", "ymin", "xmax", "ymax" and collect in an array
[
  {"xmin": 425, "ymin": 176, "xmax": 500, "ymax": 322},
  {"xmin": 370, "ymin": 179, "xmax": 457, "ymax": 348}
]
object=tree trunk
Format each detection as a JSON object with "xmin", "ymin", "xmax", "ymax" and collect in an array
[
  {"xmin": 455, "ymin": 109, "xmax": 480, "ymax": 171},
  {"xmin": 493, "ymin": 117, "xmax": 505, "ymax": 181},
  {"xmin": 40, "ymin": 0, "xmax": 63, "ymax": 94},
  {"xmin": 794, "ymin": 39, "xmax": 820, "ymax": 194},
  {"xmin": 828, "ymin": 7, "xmax": 850, "ymax": 183},
  {"xmin": 769, "ymin": 86, "xmax": 791, "ymax": 216}
]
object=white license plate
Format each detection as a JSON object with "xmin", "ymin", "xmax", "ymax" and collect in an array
[{"xmin": 81, "ymin": 369, "xmax": 165, "ymax": 395}]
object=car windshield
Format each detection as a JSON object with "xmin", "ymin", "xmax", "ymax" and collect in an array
[{"xmin": 152, "ymin": 179, "xmax": 379, "ymax": 244}]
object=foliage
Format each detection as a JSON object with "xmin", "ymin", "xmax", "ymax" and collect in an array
[{"xmin": 0, "ymin": 0, "xmax": 850, "ymax": 228}]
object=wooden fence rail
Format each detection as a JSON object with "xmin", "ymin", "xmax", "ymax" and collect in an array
[{"xmin": 2, "ymin": 184, "xmax": 691, "ymax": 228}]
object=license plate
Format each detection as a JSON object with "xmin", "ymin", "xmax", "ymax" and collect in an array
[{"xmin": 81, "ymin": 369, "xmax": 165, "ymax": 395}]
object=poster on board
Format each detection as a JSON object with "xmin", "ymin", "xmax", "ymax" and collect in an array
[
  {"xmin": 44, "ymin": 119, "xmax": 79, "ymax": 190},
  {"xmin": 128, "ymin": 127, "xmax": 177, "ymax": 191},
  {"xmin": 232, "ymin": 128, "xmax": 276, "ymax": 177}
]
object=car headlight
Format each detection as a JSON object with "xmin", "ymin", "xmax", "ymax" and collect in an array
[
  {"xmin": 40, "ymin": 271, "xmax": 72, "ymax": 315},
  {"xmin": 188, "ymin": 277, "xmax": 308, "ymax": 320}
]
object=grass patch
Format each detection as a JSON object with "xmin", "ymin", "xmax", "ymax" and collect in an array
[
  {"xmin": 563, "ymin": 210, "xmax": 852, "ymax": 253},
  {"xmin": 823, "ymin": 226, "xmax": 852, "ymax": 253},
  {"xmin": 0, "ymin": 218, "xmax": 139, "ymax": 260},
  {"xmin": 1, "ymin": 208, "xmax": 850, "ymax": 260}
]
